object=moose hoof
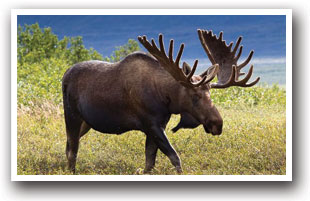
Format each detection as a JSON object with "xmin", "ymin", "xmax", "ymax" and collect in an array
[
  {"xmin": 135, "ymin": 168, "xmax": 144, "ymax": 175},
  {"xmin": 143, "ymin": 169, "xmax": 152, "ymax": 174},
  {"xmin": 176, "ymin": 166, "xmax": 183, "ymax": 174}
]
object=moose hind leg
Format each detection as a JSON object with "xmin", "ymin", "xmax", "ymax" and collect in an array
[
  {"xmin": 64, "ymin": 109, "xmax": 83, "ymax": 173},
  {"xmin": 65, "ymin": 120, "xmax": 91, "ymax": 173},
  {"xmin": 65, "ymin": 126, "xmax": 81, "ymax": 173}
]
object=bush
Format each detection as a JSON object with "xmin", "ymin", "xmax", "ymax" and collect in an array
[
  {"xmin": 17, "ymin": 23, "xmax": 141, "ymax": 107},
  {"xmin": 17, "ymin": 23, "xmax": 285, "ymax": 109},
  {"xmin": 211, "ymin": 84, "xmax": 286, "ymax": 108},
  {"xmin": 18, "ymin": 23, "xmax": 103, "ymax": 66}
]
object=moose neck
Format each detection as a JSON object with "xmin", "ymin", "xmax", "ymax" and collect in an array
[{"xmin": 155, "ymin": 73, "xmax": 184, "ymax": 115}]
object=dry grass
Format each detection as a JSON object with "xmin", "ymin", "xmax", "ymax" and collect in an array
[{"xmin": 17, "ymin": 103, "xmax": 286, "ymax": 175}]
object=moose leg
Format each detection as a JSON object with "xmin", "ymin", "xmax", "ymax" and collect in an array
[
  {"xmin": 64, "ymin": 109, "xmax": 83, "ymax": 173},
  {"xmin": 146, "ymin": 126, "xmax": 182, "ymax": 173},
  {"xmin": 66, "ymin": 130, "xmax": 80, "ymax": 173},
  {"xmin": 144, "ymin": 135, "xmax": 158, "ymax": 173}
]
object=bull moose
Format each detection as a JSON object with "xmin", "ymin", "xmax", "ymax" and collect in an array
[{"xmin": 62, "ymin": 29, "xmax": 260, "ymax": 174}]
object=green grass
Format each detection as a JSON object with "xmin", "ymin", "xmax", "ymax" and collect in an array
[{"xmin": 17, "ymin": 101, "xmax": 286, "ymax": 175}]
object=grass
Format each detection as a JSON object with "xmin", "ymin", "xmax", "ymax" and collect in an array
[
  {"xmin": 17, "ymin": 101, "xmax": 286, "ymax": 175},
  {"xmin": 16, "ymin": 54, "xmax": 286, "ymax": 175}
]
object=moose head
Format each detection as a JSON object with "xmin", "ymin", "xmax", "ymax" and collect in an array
[
  {"xmin": 138, "ymin": 34, "xmax": 224, "ymax": 135},
  {"xmin": 158, "ymin": 29, "xmax": 261, "ymax": 133}
]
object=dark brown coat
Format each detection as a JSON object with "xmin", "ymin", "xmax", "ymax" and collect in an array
[{"xmin": 62, "ymin": 52, "xmax": 222, "ymax": 173}]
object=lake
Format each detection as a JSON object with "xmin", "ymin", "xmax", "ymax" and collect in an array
[
  {"xmin": 17, "ymin": 15, "xmax": 287, "ymax": 87},
  {"xmin": 184, "ymin": 57, "xmax": 286, "ymax": 87}
]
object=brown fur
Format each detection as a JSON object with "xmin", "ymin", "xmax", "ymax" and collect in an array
[{"xmin": 62, "ymin": 52, "xmax": 222, "ymax": 173}]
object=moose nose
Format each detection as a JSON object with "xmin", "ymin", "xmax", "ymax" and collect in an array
[
  {"xmin": 211, "ymin": 123, "xmax": 222, "ymax": 135},
  {"xmin": 205, "ymin": 119, "xmax": 223, "ymax": 135}
]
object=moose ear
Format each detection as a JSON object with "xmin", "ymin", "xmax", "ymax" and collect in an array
[
  {"xmin": 182, "ymin": 62, "xmax": 192, "ymax": 75},
  {"xmin": 200, "ymin": 65, "xmax": 216, "ymax": 78}
]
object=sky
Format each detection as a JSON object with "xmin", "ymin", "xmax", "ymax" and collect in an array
[{"xmin": 17, "ymin": 15, "xmax": 286, "ymax": 85}]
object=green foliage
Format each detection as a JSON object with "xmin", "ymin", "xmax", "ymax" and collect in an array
[
  {"xmin": 104, "ymin": 39, "xmax": 140, "ymax": 62},
  {"xmin": 17, "ymin": 23, "xmax": 103, "ymax": 65},
  {"xmin": 17, "ymin": 23, "xmax": 140, "ymax": 106},
  {"xmin": 68, "ymin": 36, "xmax": 100, "ymax": 64},
  {"xmin": 18, "ymin": 23, "xmax": 58, "ymax": 64},
  {"xmin": 211, "ymin": 84, "xmax": 286, "ymax": 108},
  {"xmin": 17, "ymin": 57, "xmax": 70, "ymax": 106}
]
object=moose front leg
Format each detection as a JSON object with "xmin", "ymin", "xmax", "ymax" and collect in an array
[
  {"xmin": 144, "ymin": 135, "xmax": 158, "ymax": 173},
  {"xmin": 145, "ymin": 126, "xmax": 182, "ymax": 174}
]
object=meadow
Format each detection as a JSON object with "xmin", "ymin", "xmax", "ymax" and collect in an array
[
  {"xmin": 16, "ymin": 23, "xmax": 286, "ymax": 175},
  {"xmin": 17, "ymin": 99, "xmax": 286, "ymax": 175}
]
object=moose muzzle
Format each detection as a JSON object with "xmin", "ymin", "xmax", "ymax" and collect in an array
[{"xmin": 203, "ymin": 119, "xmax": 223, "ymax": 135}]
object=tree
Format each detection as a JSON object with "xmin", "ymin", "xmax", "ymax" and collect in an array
[
  {"xmin": 18, "ymin": 23, "xmax": 59, "ymax": 64},
  {"xmin": 105, "ymin": 39, "xmax": 140, "ymax": 62},
  {"xmin": 17, "ymin": 23, "xmax": 103, "ymax": 65},
  {"xmin": 17, "ymin": 23, "xmax": 141, "ymax": 106},
  {"xmin": 68, "ymin": 36, "xmax": 91, "ymax": 64}
]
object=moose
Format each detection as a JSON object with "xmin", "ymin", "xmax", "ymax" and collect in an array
[{"xmin": 62, "ymin": 29, "xmax": 260, "ymax": 174}]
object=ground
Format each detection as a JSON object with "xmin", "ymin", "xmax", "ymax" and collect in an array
[{"xmin": 17, "ymin": 103, "xmax": 285, "ymax": 175}]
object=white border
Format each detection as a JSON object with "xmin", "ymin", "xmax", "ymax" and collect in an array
[
  {"xmin": 12, "ymin": 9, "xmax": 291, "ymax": 15},
  {"xmin": 11, "ymin": 9, "xmax": 292, "ymax": 181},
  {"xmin": 285, "ymin": 10, "xmax": 293, "ymax": 181},
  {"xmin": 11, "ymin": 11, "xmax": 18, "ymax": 181}
]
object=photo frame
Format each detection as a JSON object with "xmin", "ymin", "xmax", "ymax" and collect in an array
[{"xmin": 11, "ymin": 9, "xmax": 292, "ymax": 181}]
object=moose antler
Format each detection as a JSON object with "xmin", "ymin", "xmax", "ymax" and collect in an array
[
  {"xmin": 138, "ymin": 34, "xmax": 219, "ymax": 88},
  {"xmin": 197, "ymin": 29, "xmax": 260, "ymax": 88}
]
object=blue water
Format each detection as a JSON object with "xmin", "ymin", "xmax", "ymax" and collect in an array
[
  {"xmin": 253, "ymin": 63, "xmax": 286, "ymax": 86},
  {"xmin": 17, "ymin": 15, "xmax": 286, "ymax": 86},
  {"xmin": 184, "ymin": 57, "xmax": 286, "ymax": 87}
]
